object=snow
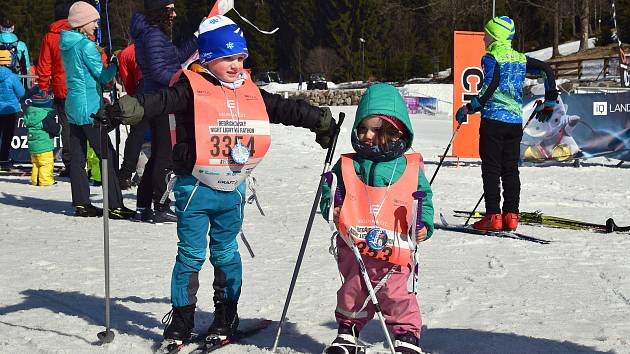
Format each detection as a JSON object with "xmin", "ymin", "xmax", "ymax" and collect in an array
[
  {"xmin": 526, "ymin": 38, "xmax": 597, "ymax": 61},
  {"xmin": 1, "ymin": 107, "xmax": 630, "ymax": 354}
]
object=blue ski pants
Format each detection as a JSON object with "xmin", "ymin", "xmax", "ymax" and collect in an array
[{"xmin": 170, "ymin": 175, "xmax": 245, "ymax": 307}]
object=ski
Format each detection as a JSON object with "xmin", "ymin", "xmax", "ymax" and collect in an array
[
  {"xmin": 437, "ymin": 214, "xmax": 551, "ymax": 244},
  {"xmin": 453, "ymin": 210, "xmax": 630, "ymax": 233},
  {"xmin": 158, "ymin": 319, "xmax": 272, "ymax": 354}
]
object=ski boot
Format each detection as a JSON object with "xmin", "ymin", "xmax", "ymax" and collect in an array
[
  {"xmin": 323, "ymin": 324, "xmax": 365, "ymax": 354},
  {"xmin": 161, "ymin": 304, "xmax": 196, "ymax": 349},
  {"xmin": 205, "ymin": 300, "xmax": 239, "ymax": 345},
  {"xmin": 502, "ymin": 212, "xmax": 519, "ymax": 231},
  {"xmin": 153, "ymin": 202, "xmax": 177, "ymax": 224},
  {"xmin": 109, "ymin": 206, "xmax": 136, "ymax": 220},
  {"xmin": 472, "ymin": 213, "xmax": 503, "ymax": 231},
  {"xmin": 135, "ymin": 207, "xmax": 154, "ymax": 223},
  {"xmin": 394, "ymin": 332, "xmax": 425, "ymax": 354},
  {"xmin": 75, "ymin": 204, "xmax": 103, "ymax": 217}
]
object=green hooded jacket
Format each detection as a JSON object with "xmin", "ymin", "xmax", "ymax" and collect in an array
[
  {"xmin": 320, "ymin": 83, "xmax": 435, "ymax": 238},
  {"xmin": 24, "ymin": 106, "xmax": 58, "ymax": 155}
]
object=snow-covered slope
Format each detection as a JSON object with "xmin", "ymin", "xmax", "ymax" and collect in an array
[{"xmin": 0, "ymin": 107, "xmax": 628, "ymax": 353}]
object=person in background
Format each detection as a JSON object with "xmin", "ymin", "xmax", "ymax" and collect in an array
[
  {"xmin": 0, "ymin": 15, "xmax": 30, "ymax": 81},
  {"xmin": 36, "ymin": 1, "xmax": 72, "ymax": 177},
  {"xmin": 60, "ymin": 1, "xmax": 134, "ymax": 219},
  {"xmin": 24, "ymin": 91, "xmax": 62, "ymax": 186},
  {"xmin": 0, "ymin": 48, "xmax": 25, "ymax": 169}
]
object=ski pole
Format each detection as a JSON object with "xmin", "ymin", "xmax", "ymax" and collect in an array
[
  {"xmin": 429, "ymin": 122, "xmax": 462, "ymax": 185},
  {"xmin": 464, "ymin": 100, "xmax": 542, "ymax": 226},
  {"xmin": 271, "ymin": 112, "xmax": 345, "ymax": 352},
  {"xmin": 411, "ymin": 191, "xmax": 426, "ymax": 294},
  {"xmin": 104, "ymin": 0, "xmax": 121, "ymax": 159},
  {"xmin": 348, "ymin": 241, "xmax": 396, "ymax": 354},
  {"xmin": 91, "ymin": 114, "xmax": 115, "ymax": 344}
]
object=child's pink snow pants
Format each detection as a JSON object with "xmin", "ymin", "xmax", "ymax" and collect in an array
[{"xmin": 334, "ymin": 238, "xmax": 422, "ymax": 338}]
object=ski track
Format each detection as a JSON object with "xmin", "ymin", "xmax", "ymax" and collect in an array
[{"xmin": 1, "ymin": 108, "xmax": 629, "ymax": 353}]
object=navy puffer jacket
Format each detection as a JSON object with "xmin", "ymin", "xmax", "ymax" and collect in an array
[{"xmin": 130, "ymin": 13, "xmax": 197, "ymax": 93}]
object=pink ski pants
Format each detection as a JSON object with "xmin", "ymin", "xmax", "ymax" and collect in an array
[{"xmin": 334, "ymin": 238, "xmax": 422, "ymax": 338}]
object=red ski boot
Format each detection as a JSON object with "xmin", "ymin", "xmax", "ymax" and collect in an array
[
  {"xmin": 472, "ymin": 213, "xmax": 503, "ymax": 231},
  {"xmin": 502, "ymin": 212, "xmax": 519, "ymax": 231}
]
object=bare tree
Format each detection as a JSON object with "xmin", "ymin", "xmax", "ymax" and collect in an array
[
  {"xmin": 304, "ymin": 46, "xmax": 342, "ymax": 80},
  {"xmin": 579, "ymin": 0, "xmax": 590, "ymax": 51}
]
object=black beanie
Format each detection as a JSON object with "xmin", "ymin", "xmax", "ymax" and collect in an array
[
  {"xmin": 144, "ymin": 0, "xmax": 175, "ymax": 11},
  {"xmin": 54, "ymin": 2, "xmax": 70, "ymax": 21}
]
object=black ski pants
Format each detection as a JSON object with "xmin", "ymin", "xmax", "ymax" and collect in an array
[
  {"xmin": 137, "ymin": 113, "xmax": 172, "ymax": 209},
  {"xmin": 479, "ymin": 118, "xmax": 523, "ymax": 214},
  {"xmin": 68, "ymin": 123, "xmax": 123, "ymax": 208},
  {"xmin": 0, "ymin": 113, "xmax": 18, "ymax": 163},
  {"xmin": 53, "ymin": 98, "xmax": 72, "ymax": 169},
  {"xmin": 119, "ymin": 115, "xmax": 150, "ymax": 179}
]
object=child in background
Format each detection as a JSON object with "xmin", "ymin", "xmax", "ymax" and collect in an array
[
  {"xmin": 24, "ymin": 91, "xmax": 61, "ymax": 186},
  {"xmin": 320, "ymin": 83, "xmax": 434, "ymax": 354}
]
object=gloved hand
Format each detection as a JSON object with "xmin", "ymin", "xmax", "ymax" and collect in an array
[
  {"xmin": 455, "ymin": 106, "xmax": 469, "ymax": 124},
  {"xmin": 313, "ymin": 107, "xmax": 336, "ymax": 149},
  {"xmin": 534, "ymin": 99, "xmax": 557, "ymax": 122},
  {"xmin": 92, "ymin": 104, "xmax": 122, "ymax": 130},
  {"xmin": 94, "ymin": 95, "xmax": 145, "ymax": 127}
]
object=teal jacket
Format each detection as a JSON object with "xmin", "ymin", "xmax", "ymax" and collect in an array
[
  {"xmin": 24, "ymin": 106, "xmax": 59, "ymax": 155},
  {"xmin": 59, "ymin": 30, "xmax": 117, "ymax": 125},
  {"xmin": 0, "ymin": 32, "xmax": 30, "ymax": 75},
  {"xmin": 320, "ymin": 83, "xmax": 434, "ymax": 238}
]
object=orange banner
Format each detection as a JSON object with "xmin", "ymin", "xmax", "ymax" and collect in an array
[{"xmin": 452, "ymin": 31, "xmax": 486, "ymax": 158}]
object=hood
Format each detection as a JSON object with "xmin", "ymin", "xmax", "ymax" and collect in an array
[
  {"xmin": 0, "ymin": 66, "xmax": 11, "ymax": 81},
  {"xmin": 486, "ymin": 39, "xmax": 512, "ymax": 52},
  {"xmin": 59, "ymin": 30, "xmax": 86, "ymax": 51},
  {"xmin": 130, "ymin": 13, "xmax": 150, "ymax": 41},
  {"xmin": 354, "ymin": 83, "xmax": 414, "ymax": 148},
  {"xmin": 0, "ymin": 32, "xmax": 18, "ymax": 44},
  {"xmin": 49, "ymin": 19, "xmax": 71, "ymax": 34}
]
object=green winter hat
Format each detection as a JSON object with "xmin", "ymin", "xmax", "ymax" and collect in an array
[
  {"xmin": 484, "ymin": 16, "xmax": 515, "ymax": 41},
  {"xmin": 354, "ymin": 83, "xmax": 414, "ymax": 148}
]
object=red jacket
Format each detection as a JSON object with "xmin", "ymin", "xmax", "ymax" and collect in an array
[
  {"xmin": 118, "ymin": 43, "xmax": 142, "ymax": 96},
  {"xmin": 36, "ymin": 19, "xmax": 71, "ymax": 99}
]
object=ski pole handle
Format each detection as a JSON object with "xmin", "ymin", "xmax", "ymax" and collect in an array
[
  {"xmin": 334, "ymin": 184, "xmax": 345, "ymax": 208},
  {"xmin": 325, "ymin": 113, "xmax": 345, "ymax": 166},
  {"xmin": 412, "ymin": 191, "xmax": 426, "ymax": 232}
]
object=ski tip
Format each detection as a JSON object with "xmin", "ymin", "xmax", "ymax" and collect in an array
[{"xmin": 605, "ymin": 218, "xmax": 616, "ymax": 233}]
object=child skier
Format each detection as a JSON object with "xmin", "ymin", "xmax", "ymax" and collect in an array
[
  {"xmin": 320, "ymin": 83, "xmax": 434, "ymax": 354},
  {"xmin": 23, "ymin": 91, "xmax": 61, "ymax": 186},
  {"xmin": 455, "ymin": 16, "xmax": 558, "ymax": 231},
  {"xmin": 98, "ymin": 15, "xmax": 336, "ymax": 346}
]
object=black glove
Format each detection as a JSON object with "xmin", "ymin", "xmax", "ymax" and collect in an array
[
  {"xmin": 313, "ymin": 107, "xmax": 336, "ymax": 149},
  {"xmin": 42, "ymin": 112, "xmax": 61, "ymax": 138},
  {"xmin": 92, "ymin": 103, "xmax": 123, "ymax": 130}
]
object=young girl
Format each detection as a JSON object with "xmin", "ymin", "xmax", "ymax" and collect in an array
[
  {"xmin": 320, "ymin": 83, "xmax": 434, "ymax": 354},
  {"xmin": 100, "ymin": 15, "xmax": 335, "ymax": 346}
]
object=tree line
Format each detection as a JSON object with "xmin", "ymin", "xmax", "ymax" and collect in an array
[{"xmin": 2, "ymin": 0, "xmax": 629, "ymax": 83}]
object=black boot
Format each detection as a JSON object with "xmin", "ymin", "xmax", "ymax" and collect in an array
[
  {"xmin": 109, "ymin": 206, "xmax": 136, "ymax": 220},
  {"xmin": 394, "ymin": 332, "xmax": 424, "ymax": 354},
  {"xmin": 324, "ymin": 324, "xmax": 363, "ymax": 354},
  {"xmin": 74, "ymin": 204, "xmax": 103, "ymax": 217},
  {"xmin": 153, "ymin": 202, "xmax": 177, "ymax": 223},
  {"xmin": 206, "ymin": 300, "xmax": 239, "ymax": 342},
  {"xmin": 135, "ymin": 207, "xmax": 154, "ymax": 223},
  {"xmin": 162, "ymin": 304, "xmax": 196, "ymax": 341}
]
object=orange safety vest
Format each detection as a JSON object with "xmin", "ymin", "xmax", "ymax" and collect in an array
[
  {"xmin": 337, "ymin": 153, "xmax": 423, "ymax": 266},
  {"xmin": 169, "ymin": 70, "xmax": 271, "ymax": 191}
]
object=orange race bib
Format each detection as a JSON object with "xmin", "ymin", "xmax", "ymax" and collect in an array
[
  {"xmin": 170, "ymin": 70, "xmax": 271, "ymax": 191},
  {"xmin": 338, "ymin": 153, "xmax": 423, "ymax": 266}
]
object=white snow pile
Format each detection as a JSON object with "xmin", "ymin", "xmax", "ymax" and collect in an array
[{"xmin": 0, "ymin": 107, "xmax": 629, "ymax": 354}]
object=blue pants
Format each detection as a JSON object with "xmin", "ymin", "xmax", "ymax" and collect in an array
[{"xmin": 170, "ymin": 175, "xmax": 245, "ymax": 307}]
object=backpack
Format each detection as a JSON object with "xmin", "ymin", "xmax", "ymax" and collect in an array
[{"xmin": 0, "ymin": 41, "xmax": 22, "ymax": 74}]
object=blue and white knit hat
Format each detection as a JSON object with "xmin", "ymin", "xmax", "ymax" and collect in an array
[{"xmin": 198, "ymin": 15, "xmax": 248, "ymax": 65}]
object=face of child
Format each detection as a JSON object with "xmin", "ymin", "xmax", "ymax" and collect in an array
[
  {"xmin": 206, "ymin": 54, "xmax": 247, "ymax": 83},
  {"xmin": 357, "ymin": 116, "xmax": 384, "ymax": 147}
]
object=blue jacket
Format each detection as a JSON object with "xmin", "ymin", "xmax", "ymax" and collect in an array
[
  {"xmin": 0, "ymin": 32, "xmax": 30, "ymax": 75},
  {"xmin": 130, "ymin": 13, "xmax": 197, "ymax": 93},
  {"xmin": 0, "ymin": 66, "xmax": 25, "ymax": 115},
  {"xmin": 59, "ymin": 30, "xmax": 117, "ymax": 125}
]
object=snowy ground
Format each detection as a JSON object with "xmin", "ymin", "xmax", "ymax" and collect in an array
[{"xmin": 1, "ymin": 107, "xmax": 629, "ymax": 354}]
